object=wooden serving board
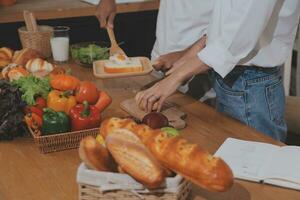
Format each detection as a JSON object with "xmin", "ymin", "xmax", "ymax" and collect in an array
[
  {"xmin": 120, "ymin": 98, "xmax": 187, "ymax": 129},
  {"xmin": 93, "ymin": 56, "xmax": 153, "ymax": 78}
]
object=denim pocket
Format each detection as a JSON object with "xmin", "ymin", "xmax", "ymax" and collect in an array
[
  {"xmin": 265, "ymin": 79, "xmax": 285, "ymax": 126},
  {"xmin": 214, "ymin": 78, "xmax": 247, "ymax": 123}
]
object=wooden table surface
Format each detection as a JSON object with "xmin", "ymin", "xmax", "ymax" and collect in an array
[
  {"xmin": 0, "ymin": 0, "xmax": 160, "ymax": 23},
  {"xmin": 0, "ymin": 62, "xmax": 299, "ymax": 200}
]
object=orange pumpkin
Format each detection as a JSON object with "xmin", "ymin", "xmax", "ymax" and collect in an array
[{"xmin": 50, "ymin": 74, "xmax": 80, "ymax": 91}]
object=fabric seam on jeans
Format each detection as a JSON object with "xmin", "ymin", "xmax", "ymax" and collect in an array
[
  {"xmin": 244, "ymin": 88, "xmax": 251, "ymax": 127},
  {"xmin": 246, "ymin": 70, "xmax": 281, "ymax": 85},
  {"xmin": 265, "ymin": 79, "xmax": 283, "ymax": 124}
]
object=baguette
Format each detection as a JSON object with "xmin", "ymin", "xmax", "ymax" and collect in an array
[
  {"xmin": 79, "ymin": 136, "xmax": 117, "ymax": 172},
  {"xmin": 105, "ymin": 128, "xmax": 166, "ymax": 189},
  {"xmin": 100, "ymin": 117, "xmax": 234, "ymax": 192}
]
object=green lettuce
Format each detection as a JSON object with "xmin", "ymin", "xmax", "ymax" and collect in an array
[
  {"xmin": 71, "ymin": 44, "xmax": 109, "ymax": 64},
  {"xmin": 11, "ymin": 75, "xmax": 51, "ymax": 105}
]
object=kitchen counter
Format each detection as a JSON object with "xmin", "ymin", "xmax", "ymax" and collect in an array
[
  {"xmin": 0, "ymin": 0, "xmax": 159, "ymax": 23},
  {"xmin": 0, "ymin": 61, "xmax": 299, "ymax": 200}
]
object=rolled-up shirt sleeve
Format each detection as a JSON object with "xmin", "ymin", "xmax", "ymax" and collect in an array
[{"xmin": 198, "ymin": 0, "xmax": 278, "ymax": 77}]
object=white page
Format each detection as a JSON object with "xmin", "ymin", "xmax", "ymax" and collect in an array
[
  {"xmin": 82, "ymin": 0, "xmax": 154, "ymax": 5},
  {"xmin": 261, "ymin": 146, "xmax": 300, "ymax": 185},
  {"xmin": 215, "ymin": 138, "xmax": 279, "ymax": 182},
  {"xmin": 263, "ymin": 179, "xmax": 300, "ymax": 191}
]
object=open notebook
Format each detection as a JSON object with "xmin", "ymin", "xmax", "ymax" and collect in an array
[
  {"xmin": 215, "ymin": 138, "xmax": 300, "ymax": 190},
  {"xmin": 81, "ymin": 0, "xmax": 154, "ymax": 5}
]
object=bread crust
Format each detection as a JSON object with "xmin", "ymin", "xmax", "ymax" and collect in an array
[
  {"xmin": 0, "ymin": 47, "xmax": 14, "ymax": 68},
  {"xmin": 0, "ymin": 47, "xmax": 13, "ymax": 59},
  {"xmin": 105, "ymin": 129, "xmax": 165, "ymax": 189},
  {"xmin": 100, "ymin": 117, "xmax": 234, "ymax": 192},
  {"xmin": 79, "ymin": 136, "xmax": 117, "ymax": 172},
  {"xmin": 104, "ymin": 65, "xmax": 143, "ymax": 73},
  {"xmin": 12, "ymin": 48, "xmax": 43, "ymax": 66}
]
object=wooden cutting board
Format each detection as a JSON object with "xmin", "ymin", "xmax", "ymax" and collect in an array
[{"xmin": 120, "ymin": 98, "xmax": 187, "ymax": 129}]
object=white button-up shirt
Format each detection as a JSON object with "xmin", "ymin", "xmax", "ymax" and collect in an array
[
  {"xmin": 198, "ymin": 0, "xmax": 300, "ymax": 77},
  {"xmin": 151, "ymin": 0, "xmax": 213, "ymax": 60}
]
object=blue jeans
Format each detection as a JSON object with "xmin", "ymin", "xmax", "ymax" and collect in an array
[{"xmin": 214, "ymin": 67, "xmax": 287, "ymax": 142}]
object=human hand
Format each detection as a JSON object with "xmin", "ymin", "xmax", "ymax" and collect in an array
[
  {"xmin": 95, "ymin": 0, "xmax": 116, "ymax": 28},
  {"xmin": 152, "ymin": 50, "xmax": 186, "ymax": 73},
  {"xmin": 136, "ymin": 55, "xmax": 209, "ymax": 112},
  {"xmin": 135, "ymin": 75, "xmax": 182, "ymax": 113}
]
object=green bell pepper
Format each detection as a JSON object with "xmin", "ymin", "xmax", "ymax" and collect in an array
[{"xmin": 41, "ymin": 108, "xmax": 70, "ymax": 135}]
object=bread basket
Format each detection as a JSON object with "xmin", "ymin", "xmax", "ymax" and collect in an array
[
  {"xmin": 18, "ymin": 25, "xmax": 53, "ymax": 58},
  {"xmin": 77, "ymin": 163, "xmax": 191, "ymax": 200},
  {"xmin": 28, "ymin": 126, "xmax": 98, "ymax": 154}
]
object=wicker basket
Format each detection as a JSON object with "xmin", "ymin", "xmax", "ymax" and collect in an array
[
  {"xmin": 77, "ymin": 164, "xmax": 191, "ymax": 200},
  {"xmin": 18, "ymin": 25, "xmax": 53, "ymax": 58},
  {"xmin": 29, "ymin": 127, "xmax": 98, "ymax": 153}
]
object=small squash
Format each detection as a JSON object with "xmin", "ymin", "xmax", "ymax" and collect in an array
[{"xmin": 50, "ymin": 74, "xmax": 80, "ymax": 91}]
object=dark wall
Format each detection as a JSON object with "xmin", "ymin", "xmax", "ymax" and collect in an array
[{"xmin": 0, "ymin": 10, "xmax": 158, "ymax": 58}]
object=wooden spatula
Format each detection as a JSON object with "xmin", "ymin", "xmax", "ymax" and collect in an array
[{"xmin": 106, "ymin": 27, "xmax": 126, "ymax": 56}]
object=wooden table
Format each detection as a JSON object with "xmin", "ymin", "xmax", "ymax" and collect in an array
[
  {"xmin": 0, "ymin": 62, "xmax": 299, "ymax": 200},
  {"xmin": 0, "ymin": 0, "xmax": 160, "ymax": 23}
]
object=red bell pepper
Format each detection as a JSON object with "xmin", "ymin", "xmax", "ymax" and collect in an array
[{"xmin": 69, "ymin": 101, "xmax": 101, "ymax": 131}]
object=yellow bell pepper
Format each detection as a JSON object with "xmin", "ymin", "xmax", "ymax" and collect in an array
[
  {"xmin": 47, "ymin": 90, "xmax": 77, "ymax": 114},
  {"xmin": 96, "ymin": 134, "xmax": 105, "ymax": 146}
]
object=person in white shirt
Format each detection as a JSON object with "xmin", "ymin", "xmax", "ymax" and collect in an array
[
  {"xmin": 96, "ymin": 0, "xmax": 300, "ymax": 141},
  {"xmin": 96, "ymin": 0, "xmax": 214, "ymax": 98},
  {"xmin": 136, "ymin": 0, "xmax": 300, "ymax": 142}
]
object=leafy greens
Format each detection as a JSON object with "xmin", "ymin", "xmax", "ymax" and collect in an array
[
  {"xmin": 0, "ymin": 79, "xmax": 27, "ymax": 140},
  {"xmin": 71, "ymin": 44, "xmax": 109, "ymax": 64},
  {"xmin": 11, "ymin": 75, "xmax": 51, "ymax": 105}
]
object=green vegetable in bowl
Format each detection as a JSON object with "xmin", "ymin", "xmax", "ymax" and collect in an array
[{"xmin": 71, "ymin": 44, "xmax": 109, "ymax": 64}]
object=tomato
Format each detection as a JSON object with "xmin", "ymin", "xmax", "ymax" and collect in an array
[
  {"xmin": 94, "ymin": 91, "xmax": 112, "ymax": 112},
  {"xmin": 25, "ymin": 113, "xmax": 43, "ymax": 129},
  {"xmin": 30, "ymin": 106, "xmax": 43, "ymax": 117},
  {"xmin": 75, "ymin": 81, "xmax": 99, "ymax": 104},
  {"xmin": 35, "ymin": 97, "xmax": 47, "ymax": 109},
  {"xmin": 24, "ymin": 106, "xmax": 43, "ymax": 117}
]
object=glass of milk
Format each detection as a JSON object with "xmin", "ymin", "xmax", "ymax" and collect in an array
[{"xmin": 50, "ymin": 26, "xmax": 70, "ymax": 63}]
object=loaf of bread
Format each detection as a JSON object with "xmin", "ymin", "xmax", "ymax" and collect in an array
[
  {"xmin": 2, "ymin": 64, "xmax": 29, "ymax": 81},
  {"xmin": 105, "ymin": 128, "xmax": 166, "ymax": 189},
  {"xmin": 12, "ymin": 48, "xmax": 43, "ymax": 66},
  {"xmin": 0, "ymin": 47, "xmax": 14, "ymax": 69},
  {"xmin": 25, "ymin": 58, "xmax": 54, "ymax": 77},
  {"xmin": 100, "ymin": 117, "xmax": 234, "ymax": 192},
  {"xmin": 79, "ymin": 136, "xmax": 117, "ymax": 172}
]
